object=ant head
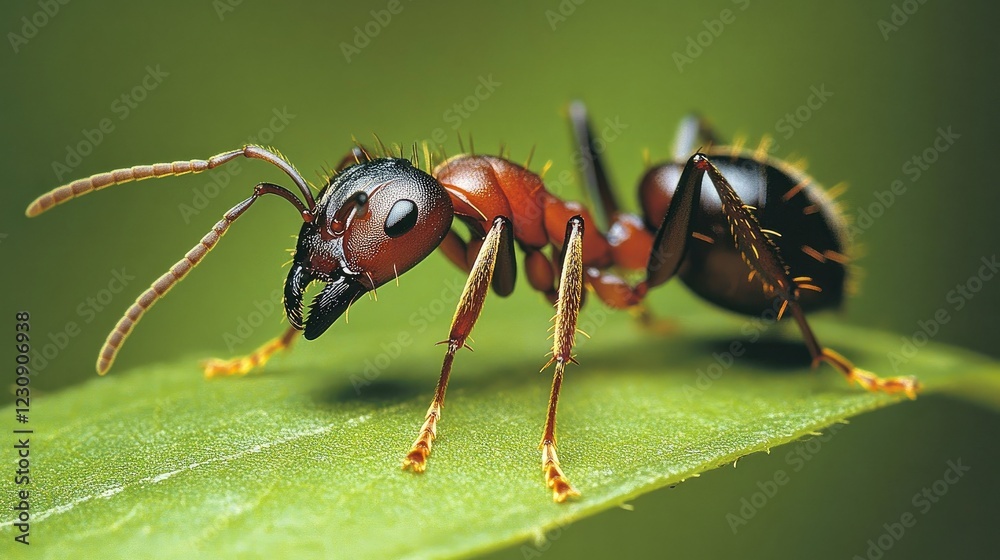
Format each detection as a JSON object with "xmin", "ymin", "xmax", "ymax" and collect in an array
[{"xmin": 285, "ymin": 157, "xmax": 453, "ymax": 340}]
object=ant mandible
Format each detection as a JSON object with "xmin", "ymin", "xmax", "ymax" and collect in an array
[{"xmin": 25, "ymin": 101, "xmax": 920, "ymax": 502}]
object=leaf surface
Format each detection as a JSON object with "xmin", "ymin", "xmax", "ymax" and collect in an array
[{"xmin": 2, "ymin": 289, "xmax": 996, "ymax": 559}]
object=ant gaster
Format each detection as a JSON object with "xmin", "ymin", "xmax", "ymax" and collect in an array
[{"xmin": 25, "ymin": 101, "xmax": 920, "ymax": 502}]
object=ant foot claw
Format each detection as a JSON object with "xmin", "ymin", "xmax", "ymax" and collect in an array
[
  {"xmin": 817, "ymin": 348, "xmax": 921, "ymax": 399},
  {"xmin": 542, "ymin": 442, "xmax": 581, "ymax": 503},
  {"xmin": 201, "ymin": 357, "xmax": 256, "ymax": 378},
  {"xmin": 850, "ymin": 369, "xmax": 921, "ymax": 400},
  {"xmin": 402, "ymin": 442, "xmax": 431, "ymax": 473}
]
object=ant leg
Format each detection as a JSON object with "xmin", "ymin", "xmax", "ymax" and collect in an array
[
  {"xmin": 539, "ymin": 216, "xmax": 586, "ymax": 502},
  {"xmin": 568, "ymin": 101, "xmax": 620, "ymax": 228},
  {"xmin": 584, "ymin": 268, "xmax": 676, "ymax": 335},
  {"xmin": 402, "ymin": 216, "xmax": 514, "ymax": 472},
  {"xmin": 94, "ymin": 183, "xmax": 309, "ymax": 374},
  {"xmin": 201, "ymin": 326, "xmax": 300, "ymax": 378},
  {"xmin": 692, "ymin": 155, "xmax": 920, "ymax": 398},
  {"xmin": 788, "ymin": 303, "xmax": 919, "ymax": 398},
  {"xmin": 492, "ymin": 223, "xmax": 518, "ymax": 297},
  {"xmin": 438, "ymin": 228, "xmax": 516, "ymax": 296},
  {"xmin": 587, "ymin": 268, "xmax": 644, "ymax": 308},
  {"xmin": 525, "ymin": 248, "xmax": 557, "ymax": 304},
  {"xmin": 336, "ymin": 145, "xmax": 371, "ymax": 169},
  {"xmin": 673, "ymin": 113, "xmax": 721, "ymax": 160},
  {"xmin": 569, "ymin": 102, "xmax": 675, "ymax": 333},
  {"xmin": 439, "ymin": 230, "xmax": 471, "ymax": 272},
  {"xmin": 643, "ymin": 153, "xmax": 708, "ymax": 289}
]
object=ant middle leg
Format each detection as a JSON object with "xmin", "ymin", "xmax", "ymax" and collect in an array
[
  {"xmin": 539, "ymin": 216, "xmax": 587, "ymax": 502},
  {"xmin": 568, "ymin": 102, "xmax": 674, "ymax": 332}
]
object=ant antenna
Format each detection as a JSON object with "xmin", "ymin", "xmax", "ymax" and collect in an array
[
  {"xmin": 25, "ymin": 146, "xmax": 317, "ymax": 374},
  {"xmin": 26, "ymin": 145, "xmax": 316, "ymax": 216}
]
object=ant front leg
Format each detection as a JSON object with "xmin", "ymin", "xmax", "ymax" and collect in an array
[
  {"xmin": 402, "ymin": 216, "xmax": 514, "ymax": 472},
  {"xmin": 202, "ymin": 326, "xmax": 300, "ymax": 378},
  {"xmin": 654, "ymin": 154, "xmax": 920, "ymax": 398}
]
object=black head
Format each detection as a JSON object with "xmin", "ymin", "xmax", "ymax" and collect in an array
[{"xmin": 284, "ymin": 158, "xmax": 453, "ymax": 339}]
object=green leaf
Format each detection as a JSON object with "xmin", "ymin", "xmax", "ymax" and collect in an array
[{"xmin": 2, "ymin": 286, "xmax": 997, "ymax": 559}]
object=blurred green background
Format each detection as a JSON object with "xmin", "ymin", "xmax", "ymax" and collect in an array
[{"xmin": 2, "ymin": 1, "xmax": 997, "ymax": 558}]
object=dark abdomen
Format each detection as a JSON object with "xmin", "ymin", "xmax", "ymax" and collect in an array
[{"xmin": 640, "ymin": 150, "xmax": 849, "ymax": 317}]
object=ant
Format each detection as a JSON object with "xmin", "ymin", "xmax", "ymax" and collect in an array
[{"xmin": 25, "ymin": 101, "xmax": 920, "ymax": 502}]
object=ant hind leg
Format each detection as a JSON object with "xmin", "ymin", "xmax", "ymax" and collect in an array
[{"xmin": 692, "ymin": 154, "xmax": 921, "ymax": 398}]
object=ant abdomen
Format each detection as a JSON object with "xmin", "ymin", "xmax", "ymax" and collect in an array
[{"xmin": 639, "ymin": 151, "xmax": 849, "ymax": 316}]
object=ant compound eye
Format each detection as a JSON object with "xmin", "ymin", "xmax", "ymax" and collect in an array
[{"xmin": 384, "ymin": 199, "xmax": 418, "ymax": 238}]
